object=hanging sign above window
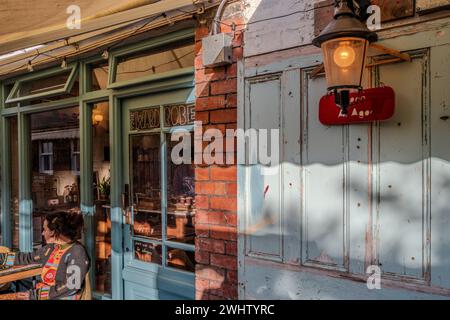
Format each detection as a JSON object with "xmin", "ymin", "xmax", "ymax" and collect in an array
[
  {"xmin": 164, "ymin": 104, "xmax": 195, "ymax": 127},
  {"xmin": 319, "ymin": 87, "xmax": 395, "ymax": 126},
  {"xmin": 130, "ymin": 108, "xmax": 160, "ymax": 131}
]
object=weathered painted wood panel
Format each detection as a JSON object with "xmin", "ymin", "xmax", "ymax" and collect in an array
[
  {"xmin": 245, "ymin": 75, "xmax": 283, "ymax": 261},
  {"xmin": 243, "ymin": 261, "xmax": 449, "ymax": 299},
  {"xmin": 301, "ymin": 72, "xmax": 347, "ymax": 270},
  {"xmin": 243, "ymin": 0, "xmax": 316, "ymax": 57},
  {"xmin": 281, "ymin": 70, "xmax": 302, "ymax": 266},
  {"xmin": 314, "ymin": 0, "xmax": 416, "ymax": 36},
  {"xmin": 417, "ymin": 0, "xmax": 450, "ymax": 14},
  {"xmin": 375, "ymin": 52, "xmax": 430, "ymax": 280},
  {"xmin": 242, "ymin": 69, "xmax": 303, "ymax": 266},
  {"xmin": 430, "ymin": 44, "xmax": 450, "ymax": 289}
]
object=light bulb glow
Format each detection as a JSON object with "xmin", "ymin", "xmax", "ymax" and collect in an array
[
  {"xmin": 93, "ymin": 114, "xmax": 104, "ymax": 125},
  {"xmin": 333, "ymin": 42, "xmax": 356, "ymax": 68}
]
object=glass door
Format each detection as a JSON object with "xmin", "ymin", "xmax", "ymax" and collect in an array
[
  {"xmin": 130, "ymin": 133, "xmax": 163, "ymax": 265},
  {"xmin": 121, "ymin": 89, "xmax": 196, "ymax": 299}
]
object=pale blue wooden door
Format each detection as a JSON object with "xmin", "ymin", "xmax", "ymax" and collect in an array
[
  {"xmin": 121, "ymin": 87, "xmax": 196, "ymax": 300},
  {"xmin": 239, "ymin": 42, "xmax": 450, "ymax": 299}
]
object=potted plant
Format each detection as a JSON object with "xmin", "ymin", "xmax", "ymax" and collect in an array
[{"xmin": 98, "ymin": 176, "xmax": 111, "ymax": 201}]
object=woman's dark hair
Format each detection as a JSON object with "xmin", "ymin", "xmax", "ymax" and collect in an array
[{"xmin": 44, "ymin": 211, "xmax": 84, "ymax": 241}]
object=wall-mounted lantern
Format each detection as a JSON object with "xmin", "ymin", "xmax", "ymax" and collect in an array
[{"xmin": 313, "ymin": 0, "xmax": 378, "ymax": 115}]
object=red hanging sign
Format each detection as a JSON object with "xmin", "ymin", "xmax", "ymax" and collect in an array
[{"xmin": 319, "ymin": 87, "xmax": 395, "ymax": 125}]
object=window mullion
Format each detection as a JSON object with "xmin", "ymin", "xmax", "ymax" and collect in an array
[{"xmin": 160, "ymin": 105, "xmax": 168, "ymax": 269}]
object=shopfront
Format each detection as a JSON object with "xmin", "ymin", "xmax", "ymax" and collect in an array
[
  {"xmin": 0, "ymin": 27, "xmax": 198, "ymax": 300},
  {"xmin": 3, "ymin": 0, "xmax": 447, "ymax": 302}
]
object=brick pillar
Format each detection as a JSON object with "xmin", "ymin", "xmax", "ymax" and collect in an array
[{"xmin": 194, "ymin": 14, "xmax": 244, "ymax": 300}]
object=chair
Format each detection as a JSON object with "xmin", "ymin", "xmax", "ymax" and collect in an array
[
  {"xmin": 0, "ymin": 246, "xmax": 11, "ymax": 292},
  {"xmin": 79, "ymin": 272, "xmax": 92, "ymax": 300}
]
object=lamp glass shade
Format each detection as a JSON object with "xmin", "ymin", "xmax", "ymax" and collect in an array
[{"xmin": 321, "ymin": 37, "xmax": 368, "ymax": 90}]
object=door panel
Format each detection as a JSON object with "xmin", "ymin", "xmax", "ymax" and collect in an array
[
  {"xmin": 375, "ymin": 52, "xmax": 430, "ymax": 280},
  {"xmin": 245, "ymin": 75, "xmax": 283, "ymax": 261},
  {"xmin": 430, "ymin": 44, "xmax": 450, "ymax": 288},
  {"xmin": 301, "ymin": 73, "xmax": 347, "ymax": 270},
  {"xmin": 121, "ymin": 87, "xmax": 195, "ymax": 300}
]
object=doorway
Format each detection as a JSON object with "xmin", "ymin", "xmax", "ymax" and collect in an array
[{"xmin": 120, "ymin": 87, "xmax": 196, "ymax": 300}]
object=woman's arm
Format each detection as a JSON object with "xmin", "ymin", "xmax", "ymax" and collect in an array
[{"xmin": 0, "ymin": 245, "xmax": 54, "ymax": 267}]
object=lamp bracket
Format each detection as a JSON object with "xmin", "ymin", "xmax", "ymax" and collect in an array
[{"xmin": 335, "ymin": 0, "xmax": 372, "ymax": 22}]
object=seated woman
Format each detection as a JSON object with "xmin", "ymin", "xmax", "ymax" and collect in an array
[{"xmin": 0, "ymin": 211, "xmax": 90, "ymax": 300}]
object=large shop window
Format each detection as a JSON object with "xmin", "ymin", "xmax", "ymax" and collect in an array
[
  {"xmin": 110, "ymin": 37, "xmax": 195, "ymax": 88},
  {"xmin": 131, "ymin": 104, "xmax": 196, "ymax": 273},
  {"xmin": 87, "ymin": 60, "xmax": 109, "ymax": 92},
  {"xmin": 91, "ymin": 101, "xmax": 111, "ymax": 296},
  {"xmin": 5, "ymin": 65, "xmax": 78, "ymax": 104},
  {"xmin": 30, "ymin": 106, "xmax": 80, "ymax": 247},
  {"xmin": 7, "ymin": 117, "xmax": 19, "ymax": 250}
]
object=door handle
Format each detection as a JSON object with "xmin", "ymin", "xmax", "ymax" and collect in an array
[
  {"xmin": 124, "ymin": 205, "xmax": 134, "ymax": 226},
  {"xmin": 121, "ymin": 184, "xmax": 130, "ymax": 209},
  {"xmin": 121, "ymin": 193, "xmax": 128, "ymax": 210}
]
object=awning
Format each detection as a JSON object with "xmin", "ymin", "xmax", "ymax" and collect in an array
[
  {"xmin": 0, "ymin": 0, "xmax": 220, "ymax": 78},
  {"xmin": 0, "ymin": 0, "xmax": 212, "ymax": 55},
  {"xmin": 31, "ymin": 128, "xmax": 80, "ymax": 141}
]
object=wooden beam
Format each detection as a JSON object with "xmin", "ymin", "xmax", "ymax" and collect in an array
[
  {"xmin": 370, "ymin": 43, "xmax": 412, "ymax": 62},
  {"xmin": 310, "ymin": 63, "xmax": 325, "ymax": 79},
  {"xmin": 366, "ymin": 57, "xmax": 403, "ymax": 68}
]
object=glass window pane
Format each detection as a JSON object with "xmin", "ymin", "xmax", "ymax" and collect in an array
[
  {"xmin": 9, "ymin": 117, "xmax": 19, "ymax": 250},
  {"xmin": 31, "ymin": 106, "xmax": 80, "ymax": 247},
  {"xmin": 134, "ymin": 240, "xmax": 162, "ymax": 265},
  {"xmin": 92, "ymin": 101, "xmax": 111, "ymax": 295},
  {"xmin": 115, "ymin": 40, "xmax": 195, "ymax": 83},
  {"xmin": 164, "ymin": 104, "xmax": 195, "ymax": 127},
  {"xmin": 166, "ymin": 132, "xmax": 195, "ymax": 245},
  {"xmin": 167, "ymin": 247, "xmax": 195, "ymax": 272},
  {"xmin": 12, "ymin": 70, "xmax": 71, "ymax": 99},
  {"xmin": 74, "ymin": 153, "xmax": 80, "ymax": 172},
  {"xmin": 43, "ymin": 155, "xmax": 51, "ymax": 171},
  {"xmin": 89, "ymin": 61, "xmax": 109, "ymax": 91},
  {"xmin": 4, "ymin": 83, "xmax": 15, "ymax": 107},
  {"xmin": 131, "ymin": 134, "xmax": 162, "ymax": 240},
  {"xmin": 27, "ymin": 78, "xmax": 79, "ymax": 105}
]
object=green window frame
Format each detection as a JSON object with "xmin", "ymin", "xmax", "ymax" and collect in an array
[
  {"xmin": 5, "ymin": 63, "xmax": 79, "ymax": 104},
  {"xmin": 108, "ymin": 28, "xmax": 195, "ymax": 90}
]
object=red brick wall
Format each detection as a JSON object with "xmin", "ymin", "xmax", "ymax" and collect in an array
[{"xmin": 194, "ymin": 14, "xmax": 244, "ymax": 300}]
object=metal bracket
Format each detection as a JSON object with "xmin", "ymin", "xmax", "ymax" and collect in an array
[{"xmin": 194, "ymin": 2, "xmax": 205, "ymax": 15}]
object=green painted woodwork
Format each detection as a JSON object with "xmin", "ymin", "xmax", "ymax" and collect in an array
[
  {"xmin": 0, "ymin": 29, "xmax": 195, "ymax": 300},
  {"xmin": 5, "ymin": 64, "xmax": 79, "ymax": 104}
]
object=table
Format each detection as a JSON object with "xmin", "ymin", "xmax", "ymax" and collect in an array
[{"xmin": 0, "ymin": 265, "xmax": 43, "ymax": 285}]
